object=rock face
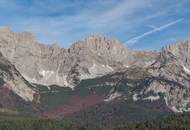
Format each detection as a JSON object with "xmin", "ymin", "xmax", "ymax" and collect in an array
[
  {"xmin": 0, "ymin": 28, "xmax": 157, "ymax": 88},
  {"xmin": 100, "ymin": 40, "xmax": 190, "ymax": 113},
  {"xmin": 0, "ymin": 27, "xmax": 190, "ymax": 114},
  {"xmin": 0, "ymin": 52, "xmax": 36, "ymax": 102}
]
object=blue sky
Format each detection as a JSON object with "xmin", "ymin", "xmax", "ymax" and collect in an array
[{"xmin": 0, "ymin": 0, "xmax": 190, "ymax": 50}]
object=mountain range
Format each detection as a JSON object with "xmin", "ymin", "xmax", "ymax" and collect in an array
[{"xmin": 0, "ymin": 27, "xmax": 190, "ymax": 127}]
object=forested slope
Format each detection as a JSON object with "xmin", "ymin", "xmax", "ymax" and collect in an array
[
  {"xmin": 113, "ymin": 113, "xmax": 190, "ymax": 130},
  {"xmin": 0, "ymin": 113, "xmax": 190, "ymax": 130}
]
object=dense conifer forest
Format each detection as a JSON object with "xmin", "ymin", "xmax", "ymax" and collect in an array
[
  {"xmin": 113, "ymin": 113, "xmax": 190, "ymax": 130},
  {"xmin": 0, "ymin": 113, "xmax": 190, "ymax": 130}
]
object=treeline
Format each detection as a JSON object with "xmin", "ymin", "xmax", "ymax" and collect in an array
[
  {"xmin": 0, "ymin": 115, "xmax": 99, "ymax": 130},
  {"xmin": 0, "ymin": 113, "xmax": 190, "ymax": 130},
  {"xmin": 0, "ymin": 116, "xmax": 68, "ymax": 130},
  {"xmin": 113, "ymin": 113, "xmax": 190, "ymax": 130}
]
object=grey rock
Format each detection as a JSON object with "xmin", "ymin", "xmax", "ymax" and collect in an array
[
  {"xmin": 1, "ymin": 27, "xmax": 190, "ymax": 113},
  {"xmin": 0, "ymin": 52, "xmax": 36, "ymax": 102},
  {"xmin": 0, "ymin": 28, "xmax": 157, "ymax": 88}
]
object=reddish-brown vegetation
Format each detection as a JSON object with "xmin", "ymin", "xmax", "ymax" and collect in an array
[{"xmin": 43, "ymin": 95, "xmax": 105, "ymax": 118}]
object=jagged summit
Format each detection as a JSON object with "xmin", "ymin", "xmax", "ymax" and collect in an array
[
  {"xmin": 161, "ymin": 40, "xmax": 190, "ymax": 52},
  {"xmin": 0, "ymin": 27, "xmax": 125, "ymax": 52},
  {"xmin": 0, "ymin": 28, "xmax": 158, "ymax": 88},
  {"xmin": 0, "ymin": 27, "xmax": 189, "ymax": 89},
  {"xmin": 70, "ymin": 34, "xmax": 125, "ymax": 52},
  {"xmin": 19, "ymin": 32, "xmax": 34, "ymax": 40},
  {"xmin": 0, "ymin": 27, "xmax": 12, "ymax": 33},
  {"xmin": 161, "ymin": 40, "xmax": 190, "ymax": 68},
  {"xmin": 1, "ymin": 27, "xmax": 190, "ymax": 116}
]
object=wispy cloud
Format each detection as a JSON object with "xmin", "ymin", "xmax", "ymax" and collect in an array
[
  {"xmin": 125, "ymin": 18, "xmax": 184, "ymax": 46},
  {"xmin": 3, "ymin": 0, "xmax": 151, "ymax": 46},
  {"xmin": 0, "ymin": 0, "xmax": 189, "ymax": 50}
]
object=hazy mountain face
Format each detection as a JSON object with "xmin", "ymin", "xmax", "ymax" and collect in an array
[{"xmin": 0, "ymin": 27, "xmax": 190, "ymax": 119}]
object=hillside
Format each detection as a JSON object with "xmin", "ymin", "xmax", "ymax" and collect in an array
[{"xmin": 0, "ymin": 28, "xmax": 190, "ymax": 129}]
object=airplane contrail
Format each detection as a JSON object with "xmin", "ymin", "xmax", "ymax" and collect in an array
[{"xmin": 125, "ymin": 18, "xmax": 184, "ymax": 46}]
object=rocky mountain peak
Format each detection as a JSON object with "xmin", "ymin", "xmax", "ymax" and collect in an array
[
  {"xmin": 0, "ymin": 27, "xmax": 37, "ymax": 48},
  {"xmin": 0, "ymin": 27, "xmax": 12, "ymax": 33},
  {"xmin": 161, "ymin": 40, "xmax": 190, "ymax": 53},
  {"xmin": 0, "ymin": 28, "xmax": 164, "ymax": 88},
  {"xmin": 160, "ymin": 40, "xmax": 190, "ymax": 67},
  {"xmin": 86, "ymin": 34, "xmax": 105, "ymax": 40},
  {"xmin": 0, "ymin": 27, "xmax": 15, "ymax": 40},
  {"xmin": 18, "ymin": 32, "xmax": 35, "ymax": 41},
  {"xmin": 70, "ymin": 34, "xmax": 125, "ymax": 52},
  {"xmin": 1, "ymin": 27, "xmax": 190, "ymax": 115}
]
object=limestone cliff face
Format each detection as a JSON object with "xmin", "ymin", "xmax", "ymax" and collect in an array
[
  {"xmin": 101, "ymin": 40, "xmax": 190, "ymax": 113},
  {"xmin": 1, "ymin": 27, "xmax": 190, "ymax": 113},
  {"xmin": 0, "ymin": 52, "xmax": 36, "ymax": 102},
  {"xmin": 160, "ymin": 40, "xmax": 190, "ymax": 68},
  {"xmin": 0, "ymin": 28, "xmax": 157, "ymax": 88}
]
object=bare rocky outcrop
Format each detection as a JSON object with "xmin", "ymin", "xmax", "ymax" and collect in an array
[
  {"xmin": 0, "ymin": 52, "xmax": 36, "ymax": 102},
  {"xmin": 101, "ymin": 40, "xmax": 190, "ymax": 113},
  {"xmin": 1, "ymin": 27, "xmax": 190, "ymax": 113},
  {"xmin": 0, "ymin": 28, "xmax": 157, "ymax": 88}
]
